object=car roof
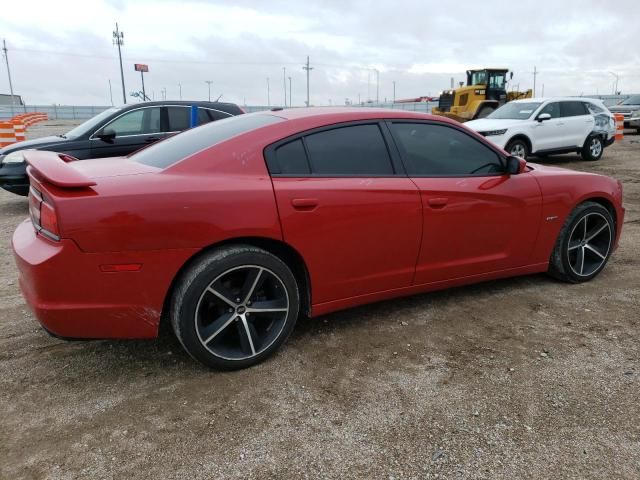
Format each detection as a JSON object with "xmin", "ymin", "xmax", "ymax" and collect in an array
[
  {"xmin": 267, "ymin": 107, "xmax": 452, "ymax": 124},
  {"xmin": 119, "ymin": 100, "xmax": 243, "ymax": 114},
  {"xmin": 510, "ymin": 97, "xmax": 604, "ymax": 104}
]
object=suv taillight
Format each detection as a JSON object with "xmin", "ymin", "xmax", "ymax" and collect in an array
[{"xmin": 29, "ymin": 186, "xmax": 60, "ymax": 241}]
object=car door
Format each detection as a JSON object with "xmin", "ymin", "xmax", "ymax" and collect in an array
[
  {"xmin": 266, "ymin": 122, "xmax": 423, "ymax": 305},
  {"xmin": 90, "ymin": 106, "xmax": 164, "ymax": 158},
  {"xmin": 387, "ymin": 121, "xmax": 543, "ymax": 285},
  {"xmin": 559, "ymin": 101, "xmax": 594, "ymax": 147},
  {"xmin": 531, "ymin": 101, "xmax": 564, "ymax": 151}
]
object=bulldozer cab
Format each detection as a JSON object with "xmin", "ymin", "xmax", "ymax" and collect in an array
[{"xmin": 467, "ymin": 69, "xmax": 509, "ymax": 103}]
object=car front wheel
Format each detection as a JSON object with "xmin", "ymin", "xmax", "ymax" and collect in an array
[{"xmin": 170, "ymin": 245, "xmax": 300, "ymax": 369}]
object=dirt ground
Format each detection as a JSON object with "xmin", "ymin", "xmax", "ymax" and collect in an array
[{"xmin": 1, "ymin": 123, "xmax": 639, "ymax": 479}]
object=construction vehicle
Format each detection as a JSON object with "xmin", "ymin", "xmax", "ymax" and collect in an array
[{"xmin": 432, "ymin": 68, "xmax": 532, "ymax": 122}]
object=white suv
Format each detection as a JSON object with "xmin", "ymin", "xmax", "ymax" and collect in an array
[{"xmin": 465, "ymin": 97, "xmax": 616, "ymax": 161}]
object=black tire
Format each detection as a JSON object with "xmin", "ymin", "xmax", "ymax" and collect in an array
[
  {"xmin": 475, "ymin": 106, "xmax": 494, "ymax": 119},
  {"xmin": 548, "ymin": 202, "xmax": 615, "ymax": 283},
  {"xmin": 505, "ymin": 138, "xmax": 529, "ymax": 158},
  {"xmin": 170, "ymin": 245, "xmax": 300, "ymax": 370},
  {"xmin": 581, "ymin": 135, "xmax": 604, "ymax": 161}
]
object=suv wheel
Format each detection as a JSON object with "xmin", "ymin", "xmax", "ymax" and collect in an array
[
  {"xmin": 505, "ymin": 139, "xmax": 529, "ymax": 158},
  {"xmin": 581, "ymin": 135, "xmax": 603, "ymax": 161}
]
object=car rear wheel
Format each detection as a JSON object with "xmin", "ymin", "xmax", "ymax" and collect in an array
[
  {"xmin": 505, "ymin": 139, "xmax": 529, "ymax": 158},
  {"xmin": 581, "ymin": 135, "xmax": 603, "ymax": 161},
  {"xmin": 548, "ymin": 202, "xmax": 614, "ymax": 283},
  {"xmin": 170, "ymin": 245, "xmax": 300, "ymax": 369}
]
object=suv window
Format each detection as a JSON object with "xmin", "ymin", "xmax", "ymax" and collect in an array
[
  {"xmin": 585, "ymin": 102, "xmax": 604, "ymax": 114},
  {"xmin": 207, "ymin": 109, "xmax": 234, "ymax": 121},
  {"xmin": 538, "ymin": 102, "xmax": 560, "ymax": 119},
  {"xmin": 390, "ymin": 123, "xmax": 503, "ymax": 176},
  {"xmin": 167, "ymin": 106, "xmax": 191, "ymax": 131},
  {"xmin": 560, "ymin": 101, "xmax": 588, "ymax": 117},
  {"xmin": 105, "ymin": 107, "xmax": 161, "ymax": 136},
  {"xmin": 133, "ymin": 113, "xmax": 283, "ymax": 168},
  {"xmin": 304, "ymin": 124, "xmax": 393, "ymax": 175}
]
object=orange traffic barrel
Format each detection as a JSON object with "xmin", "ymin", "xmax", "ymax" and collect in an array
[
  {"xmin": 11, "ymin": 121, "xmax": 26, "ymax": 142},
  {"xmin": 614, "ymin": 114, "xmax": 624, "ymax": 141},
  {"xmin": 0, "ymin": 122, "xmax": 16, "ymax": 147}
]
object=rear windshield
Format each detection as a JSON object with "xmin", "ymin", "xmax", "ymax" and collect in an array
[{"xmin": 132, "ymin": 113, "xmax": 283, "ymax": 168}]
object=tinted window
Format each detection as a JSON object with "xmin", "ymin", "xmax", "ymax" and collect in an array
[
  {"xmin": 198, "ymin": 108, "xmax": 212, "ymax": 125},
  {"xmin": 561, "ymin": 101, "xmax": 588, "ymax": 117},
  {"xmin": 167, "ymin": 106, "xmax": 191, "ymax": 131},
  {"xmin": 538, "ymin": 102, "xmax": 560, "ymax": 119},
  {"xmin": 390, "ymin": 123, "xmax": 503, "ymax": 176},
  {"xmin": 106, "ymin": 107, "xmax": 161, "ymax": 136},
  {"xmin": 304, "ymin": 124, "xmax": 393, "ymax": 175},
  {"xmin": 207, "ymin": 109, "xmax": 234, "ymax": 121},
  {"xmin": 271, "ymin": 139, "xmax": 310, "ymax": 175},
  {"xmin": 133, "ymin": 113, "xmax": 283, "ymax": 168}
]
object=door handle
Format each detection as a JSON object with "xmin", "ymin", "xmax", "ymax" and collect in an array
[
  {"xmin": 427, "ymin": 197, "xmax": 448, "ymax": 208},
  {"xmin": 291, "ymin": 198, "xmax": 319, "ymax": 210}
]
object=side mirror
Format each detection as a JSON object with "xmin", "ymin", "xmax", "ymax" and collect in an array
[
  {"xmin": 506, "ymin": 155, "xmax": 526, "ymax": 175},
  {"xmin": 537, "ymin": 113, "xmax": 551, "ymax": 122},
  {"xmin": 97, "ymin": 127, "xmax": 116, "ymax": 143}
]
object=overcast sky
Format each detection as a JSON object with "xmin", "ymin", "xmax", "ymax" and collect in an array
[{"xmin": 1, "ymin": 0, "xmax": 639, "ymax": 106}]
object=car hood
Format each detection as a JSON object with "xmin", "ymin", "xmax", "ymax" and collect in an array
[
  {"xmin": 609, "ymin": 104, "xmax": 640, "ymax": 112},
  {"xmin": 0, "ymin": 135, "xmax": 69, "ymax": 155},
  {"xmin": 465, "ymin": 118, "xmax": 528, "ymax": 132}
]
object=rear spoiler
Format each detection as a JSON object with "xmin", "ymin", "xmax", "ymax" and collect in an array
[{"xmin": 24, "ymin": 150, "xmax": 97, "ymax": 188}]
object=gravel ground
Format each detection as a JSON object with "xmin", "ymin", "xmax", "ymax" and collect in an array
[{"xmin": 1, "ymin": 123, "xmax": 639, "ymax": 479}]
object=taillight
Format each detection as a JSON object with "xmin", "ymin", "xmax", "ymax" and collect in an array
[{"xmin": 28, "ymin": 186, "xmax": 60, "ymax": 241}]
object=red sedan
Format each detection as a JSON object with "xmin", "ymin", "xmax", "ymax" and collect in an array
[{"xmin": 12, "ymin": 108, "xmax": 624, "ymax": 369}]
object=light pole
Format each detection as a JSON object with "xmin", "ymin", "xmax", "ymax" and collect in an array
[
  {"xmin": 108, "ymin": 79, "xmax": 113, "ymax": 106},
  {"xmin": 283, "ymin": 67, "xmax": 287, "ymax": 107},
  {"xmin": 178, "ymin": 83, "xmax": 182, "ymax": 100},
  {"xmin": 266, "ymin": 77, "xmax": 270, "ymax": 106},
  {"xmin": 112, "ymin": 23, "xmax": 126, "ymax": 104},
  {"xmin": 288, "ymin": 76, "xmax": 292, "ymax": 107},
  {"xmin": 2, "ymin": 40, "xmax": 16, "ymax": 108},
  {"xmin": 303, "ymin": 56, "xmax": 313, "ymax": 106},
  {"xmin": 205, "ymin": 80, "xmax": 213, "ymax": 101},
  {"xmin": 392, "ymin": 80, "xmax": 396, "ymax": 104},
  {"xmin": 609, "ymin": 72, "xmax": 620, "ymax": 95},
  {"xmin": 375, "ymin": 69, "xmax": 379, "ymax": 104}
]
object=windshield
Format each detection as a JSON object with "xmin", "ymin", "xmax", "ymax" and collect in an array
[
  {"xmin": 487, "ymin": 102, "xmax": 542, "ymax": 120},
  {"xmin": 64, "ymin": 107, "xmax": 122, "ymax": 138},
  {"xmin": 622, "ymin": 95, "xmax": 640, "ymax": 105},
  {"xmin": 132, "ymin": 112, "xmax": 283, "ymax": 169},
  {"xmin": 469, "ymin": 71, "xmax": 487, "ymax": 85}
]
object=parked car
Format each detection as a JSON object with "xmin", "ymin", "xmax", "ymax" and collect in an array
[
  {"xmin": 13, "ymin": 108, "xmax": 624, "ymax": 369},
  {"xmin": 0, "ymin": 100, "xmax": 244, "ymax": 196},
  {"xmin": 466, "ymin": 97, "xmax": 616, "ymax": 160},
  {"xmin": 608, "ymin": 95, "xmax": 640, "ymax": 132}
]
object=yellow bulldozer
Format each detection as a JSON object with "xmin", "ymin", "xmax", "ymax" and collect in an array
[{"xmin": 432, "ymin": 68, "xmax": 532, "ymax": 122}]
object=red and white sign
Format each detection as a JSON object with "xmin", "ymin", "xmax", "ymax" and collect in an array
[{"xmin": 134, "ymin": 63, "xmax": 149, "ymax": 72}]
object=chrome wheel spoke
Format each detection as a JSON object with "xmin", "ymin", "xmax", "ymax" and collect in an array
[
  {"xmin": 207, "ymin": 285, "xmax": 237, "ymax": 308},
  {"xmin": 581, "ymin": 216, "xmax": 588, "ymax": 240},
  {"xmin": 585, "ymin": 243, "xmax": 606, "ymax": 260},
  {"xmin": 586, "ymin": 223, "xmax": 607, "ymax": 242},
  {"xmin": 247, "ymin": 299, "xmax": 288, "ymax": 313},
  {"xmin": 201, "ymin": 312, "xmax": 237, "ymax": 344},
  {"xmin": 241, "ymin": 267, "xmax": 264, "ymax": 303},
  {"xmin": 574, "ymin": 247, "xmax": 585, "ymax": 275},
  {"xmin": 238, "ymin": 315, "xmax": 257, "ymax": 356}
]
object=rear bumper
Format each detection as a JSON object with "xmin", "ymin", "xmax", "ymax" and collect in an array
[{"xmin": 12, "ymin": 220, "xmax": 196, "ymax": 339}]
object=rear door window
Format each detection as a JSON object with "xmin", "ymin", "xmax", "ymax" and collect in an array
[
  {"xmin": 560, "ymin": 101, "xmax": 588, "ymax": 117},
  {"xmin": 270, "ymin": 139, "xmax": 311, "ymax": 175},
  {"xmin": 166, "ymin": 106, "xmax": 192, "ymax": 131},
  {"xmin": 303, "ymin": 124, "xmax": 394, "ymax": 176}
]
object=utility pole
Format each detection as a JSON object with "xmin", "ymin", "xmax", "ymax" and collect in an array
[
  {"xmin": 288, "ymin": 76, "xmax": 292, "ymax": 107},
  {"xmin": 282, "ymin": 67, "xmax": 287, "ymax": 107},
  {"xmin": 108, "ymin": 79, "xmax": 114, "ymax": 105},
  {"xmin": 392, "ymin": 80, "xmax": 396, "ymax": 104},
  {"xmin": 112, "ymin": 23, "xmax": 126, "ymax": 104},
  {"xmin": 532, "ymin": 66, "xmax": 538, "ymax": 97},
  {"xmin": 178, "ymin": 83, "xmax": 182, "ymax": 100},
  {"xmin": 205, "ymin": 80, "xmax": 213, "ymax": 101},
  {"xmin": 303, "ymin": 55, "xmax": 313, "ymax": 107},
  {"xmin": 2, "ymin": 40, "xmax": 16, "ymax": 108},
  {"xmin": 266, "ymin": 77, "xmax": 270, "ymax": 106}
]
